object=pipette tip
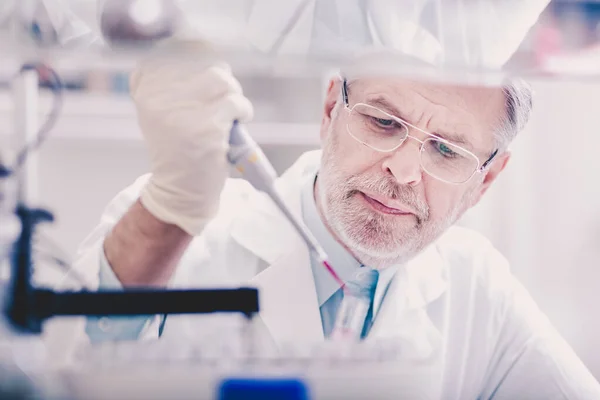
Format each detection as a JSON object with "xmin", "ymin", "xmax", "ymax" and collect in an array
[{"xmin": 322, "ymin": 260, "xmax": 345, "ymax": 288}]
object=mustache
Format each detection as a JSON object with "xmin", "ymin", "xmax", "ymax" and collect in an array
[{"xmin": 344, "ymin": 174, "xmax": 430, "ymax": 221}]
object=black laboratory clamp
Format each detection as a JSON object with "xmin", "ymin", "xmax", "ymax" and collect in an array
[{"xmin": 4, "ymin": 204, "xmax": 259, "ymax": 334}]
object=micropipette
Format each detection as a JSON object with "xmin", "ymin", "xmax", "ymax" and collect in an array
[{"xmin": 227, "ymin": 122, "xmax": 344, "ymax": 287}]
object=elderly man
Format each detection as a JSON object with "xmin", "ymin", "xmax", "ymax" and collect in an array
[{"xmin": 65, "ymin": 54, "xmax": 600, "ymax": 399}]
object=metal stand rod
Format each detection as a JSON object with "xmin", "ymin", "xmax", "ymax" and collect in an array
[
  {"xmin": 6, "ymin": 206, "xmax": 52, "ymax": 333},
  {"xmin": 12, "ymin": 69, "xmax": 39, "ymax": 204}
]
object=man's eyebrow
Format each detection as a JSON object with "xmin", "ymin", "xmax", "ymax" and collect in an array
[{"xmin": 367, "ymin": 95, "xmax": 474, "ymax": 149}]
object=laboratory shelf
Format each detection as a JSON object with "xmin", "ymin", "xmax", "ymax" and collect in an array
[{"xmin": 0, "ymin": 91, "xmax": 321, "ymax": 146}]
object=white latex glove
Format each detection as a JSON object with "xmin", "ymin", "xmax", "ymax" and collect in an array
[{"xmin": 129, "ymin": 45, "xmax": 253, "ymax": 235}]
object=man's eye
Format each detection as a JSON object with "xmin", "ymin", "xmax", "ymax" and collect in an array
[
  {"xmin": 436, "ymin": 142, "xmax": 457, "ymax": 157},
  {"xmin": 372, "ymin": 117, "xmax": 395, "ymax": 127}
]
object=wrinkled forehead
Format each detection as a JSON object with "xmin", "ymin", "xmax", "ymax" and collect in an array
[{"xmin": 346, "ymin": 77, "xmax": 506, "ymax": 155}]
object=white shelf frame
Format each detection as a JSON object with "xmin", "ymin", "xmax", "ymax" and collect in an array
[{"xmin": 0, "ymin": 91, "xmax": 321, "ymax": 146}]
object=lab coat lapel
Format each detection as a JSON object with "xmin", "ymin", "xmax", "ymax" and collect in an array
[
  {"xmin": 230, "ymin": 151, "xmax": 324, "ymax": 347},
  {"xmin": 249, "ymin": 244, "xmax": 324, "ymax": 346}
]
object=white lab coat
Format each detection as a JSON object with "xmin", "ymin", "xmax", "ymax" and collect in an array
[{"xmin": 44, "ymin": 150, "xmax": 599, "ymax": 399}]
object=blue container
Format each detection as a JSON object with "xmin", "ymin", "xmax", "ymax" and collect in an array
[{"xmin": 218, "ymin": 377, "xmax": 310, "ymax": 400}]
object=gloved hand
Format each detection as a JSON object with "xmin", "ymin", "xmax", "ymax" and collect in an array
[{"xmin": 129, "ymin": 45, "xmax": 253, "ymax": 235}]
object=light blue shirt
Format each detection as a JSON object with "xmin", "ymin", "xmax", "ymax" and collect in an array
[
  {"xmin": 85, "ymin": 254, "xmax": 150, "ymax": 341},
  {"xmin": 86, "ymin": 172, "xmax": 398, "ymax": 341}
]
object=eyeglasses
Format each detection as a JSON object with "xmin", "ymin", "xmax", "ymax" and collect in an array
[{"xmin": 341, "ymin": 79, "xmax": 498, "ymax": 185}]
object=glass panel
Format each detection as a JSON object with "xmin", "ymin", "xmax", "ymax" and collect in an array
[{"xmin": 2, "ymin": 1, "xmax": 600, "ymax": 80}]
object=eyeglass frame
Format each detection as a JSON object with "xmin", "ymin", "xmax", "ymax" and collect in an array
[{"xmin": 340, "ymin": 79, "xmax": 499, "ymax": 185}]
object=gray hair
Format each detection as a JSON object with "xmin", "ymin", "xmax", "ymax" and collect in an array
[{"xmin": 496, "ymin": 79, "xmax": 533, "ymax": 151}]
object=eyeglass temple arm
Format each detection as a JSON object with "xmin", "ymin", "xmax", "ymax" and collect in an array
[
  {"xmin": 342, "ymin": 78, "xmax": 349, "ymax": 106},
  {"xmin": 481, "ymin": 149, "xmax": 499, "ymax": 170}
]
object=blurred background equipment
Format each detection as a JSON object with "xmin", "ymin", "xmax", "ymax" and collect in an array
[
  {"xmin": 6, "ymin": 0, "xmax": 600, "ymax": 77},
  {"xmin": 99, "ymin": 0, "xmax": 180, "ymax": 46}
]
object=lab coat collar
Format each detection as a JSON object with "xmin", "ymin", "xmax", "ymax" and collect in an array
[
  {"xmin": 403, "ymin": 243, "xmax": 448, "ymax": 310},
  {"xmin": 367, "ymin": 245, "xmax": 447, "ymax": 359}
]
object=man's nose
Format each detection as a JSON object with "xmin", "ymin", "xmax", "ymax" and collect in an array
[{"xmin": 381, "ymin": 138, "xmax": 423, "ymax": 186}]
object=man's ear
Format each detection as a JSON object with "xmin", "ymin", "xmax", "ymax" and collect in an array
[
  {"xmin": 321, "ymin": 78, "xmax": 341, "ymax": 141},
  {"xmin": 469, "ymin": 151, "xmax": 511, "ymax": 206}
]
